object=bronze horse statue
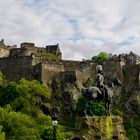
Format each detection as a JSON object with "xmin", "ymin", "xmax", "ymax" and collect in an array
[{"xmin": 81, "ymin": 77, "xmax": 122, "ymax": 116}]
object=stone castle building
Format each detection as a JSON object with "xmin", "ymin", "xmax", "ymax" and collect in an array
[
  {"xmin": 0, "ymin": 39, "xmax": 62, "ymax": 59},
  {"xmin": 0, "ymin": 39, "xmax": 139, "ymax": 90}
]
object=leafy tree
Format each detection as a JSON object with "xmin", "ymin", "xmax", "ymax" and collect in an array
[
  {"xmin": 0, "ymin": 76, "xmax": 69, "ymax": 139},
  {"xmin": 0, "ymin": 81, "xmax": 18, "ymax": 107},
  {"xmin": 0, "ymin": 106, "xmax": 39, "ymax": 139},
  {"xmin": 98, "ymin": 52, "xmax": 109, "ymax": 60},
  {"xmin": 92, "ymin": 52, "xmax": 109, "ymax": 61},
  {"xmin": 11, "ymin": 78, "xmax": 50, "ymax": 116}
]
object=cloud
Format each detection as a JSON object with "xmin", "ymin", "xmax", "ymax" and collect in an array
[{"xmin": 0, "ymin": 0, "xmax": 140, "ymax": 60}]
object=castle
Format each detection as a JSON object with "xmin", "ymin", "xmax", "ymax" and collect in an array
[
  {"xmin": 0, "ymin": 39, "xmax": 139, "ymax": 89},
  {"xmin": 0, "ymin": 39, "xmax": 62, "ymax": 59}
]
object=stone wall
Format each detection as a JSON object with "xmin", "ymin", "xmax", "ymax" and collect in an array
[
  {"xmin": 0, "ymin": 56, "xmax": 33, "ymax": 81},
  {"xmin": 33, "ymin": 59, "xmax": 125, "ymax": 87},
  {"xmin": 76, "ymin": 63, "xmax": 96, "ymax": 88},
  {"xmin": 102, "ymin": 60, "xmax": 125, "ymax": 81},
  {"xmin": 41, "ymin": 61, "xmax": 64, "ymax": 85}
]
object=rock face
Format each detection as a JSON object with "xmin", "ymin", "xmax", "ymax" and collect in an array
[{"xmin": 80, "ymin": 116, "xmax": 126, "ymax": 140}]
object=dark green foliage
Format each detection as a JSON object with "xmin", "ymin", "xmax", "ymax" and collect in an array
[
  {"xmin": 124, "ymin": 118, "xmax": 139, "ymax": 140},
  {"xmin": 40, "ymin": 126, "xmax": 66, "ymax": 140},
  {"xmin": 40, "ymin": 127, "xmax": 53, "ymax": 140},
  {"xmin": 76, "ymin": 96, "xmax": 106, "ymax": 116},
  {"xmin": 0, "ymin": 81, "xmax": 18, "ymax": 107},
  {"xmin": 76, "ymin": 96, "xmax": 87, "ymax": 116},
  {"xmin": 90, "ymin": 101, "xmax": 106, "ymax": 116}
]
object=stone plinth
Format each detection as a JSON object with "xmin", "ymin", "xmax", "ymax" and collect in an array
[{"xmin": 79, "ymin": 116, "xmax": 126, "ymax": 140}]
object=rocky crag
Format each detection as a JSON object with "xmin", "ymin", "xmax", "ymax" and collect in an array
[{"xmin": 78, "ymin": 116, "xmax": 126, "ymax": 140}]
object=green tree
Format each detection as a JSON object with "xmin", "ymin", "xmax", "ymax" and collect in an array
[
  {"xmin": 11, "ymin": 78, "xmax": 50, "ymax": 116},
  {"xmin": 98, "ymin": 52, "xmax": 109, "ymax": 60},
  {"xmin": 0, "ymin": 81, "xmax": 18, "ymax": 107},
  {"xmin": 0, "ymin": 106, "xmax": 39, "ymax": 140},
  {"xmin": 92, "ymin": 52, "xmax": 109, "ymax": 61}
]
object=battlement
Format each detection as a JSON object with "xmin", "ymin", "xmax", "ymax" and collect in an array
[{"xmin": 21, "ymin": 42, "xmax": 35, "ymax": 48}]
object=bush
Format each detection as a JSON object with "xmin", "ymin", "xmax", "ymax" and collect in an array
[
  {"xmin": 40, "ymin": 127, "xmax": 53, "ymax": 140},
  {"xmin": 91, "ymin": 101, "xmax": 106, "ymax": 116},
  {"xmin": 0, "ymin": 106, "xmax": 39, "ymax": 139},
  {"xmin": 124, "ymin": 118, "xmax": 139, "ymax": 140},
  {"xmin": 76, "ymin": 96, "xmax": 106, "ymax": 116}
]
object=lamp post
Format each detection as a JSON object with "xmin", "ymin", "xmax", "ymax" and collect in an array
[{"xmin": 51, "ymin": 114, "xmax": 58, "ymax": 140}]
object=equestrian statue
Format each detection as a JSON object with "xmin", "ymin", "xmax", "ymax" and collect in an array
[{"xmin": 81, "ymin": 65, "xmax": 122, "ymax": 116}]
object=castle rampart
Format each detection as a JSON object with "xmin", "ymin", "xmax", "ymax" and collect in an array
[{"xmin": 0, "ymin": 56, "xmax": 33, "ymax": 81}]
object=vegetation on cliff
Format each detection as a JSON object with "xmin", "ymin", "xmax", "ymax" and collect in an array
[
  {"xmin": 76, "ymin": 96, "xmax": 106, "ymax": 116},
  {"xmin": 34, "ymin": 52, "xmax": 59, "ymax": 60},
  {"xmin": 0, "ymin": 74, "xmax": 66, "ymax": 140},
  {"xmin": 124, "ymin": 117, "xmax": 140, "ymax": 140}
]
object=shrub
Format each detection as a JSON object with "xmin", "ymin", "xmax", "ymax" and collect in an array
[{"xmin": 76, "ymin": 96, "xmax": 106, "ymax": 116}]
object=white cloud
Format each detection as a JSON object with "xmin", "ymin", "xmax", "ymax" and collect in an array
[{"xmin": 0, "ymin": 0, "xmax": 140, "ymax": 60}]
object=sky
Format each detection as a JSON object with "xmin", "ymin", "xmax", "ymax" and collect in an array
[{"xmin": 0, "ymin": 0, "xmax": 140, "ymax": 60}]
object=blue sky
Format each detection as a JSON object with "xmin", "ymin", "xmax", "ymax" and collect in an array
[{"xmin": 0, "ymin": 0, "xmax": 140, "ymax": 60}]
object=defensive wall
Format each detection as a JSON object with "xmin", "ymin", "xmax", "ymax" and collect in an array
[
  {"xmin": 0, "ymin": 56, "xmax": 33, "ymax": 81},
  {"xmin": 0, "ymin": 56, "xmax": 139, "ymax": 89}
]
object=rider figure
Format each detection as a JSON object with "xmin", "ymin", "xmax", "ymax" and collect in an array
[{"xmin": 96, "ymin": 65, "xmax": 107, "ymax": 101}]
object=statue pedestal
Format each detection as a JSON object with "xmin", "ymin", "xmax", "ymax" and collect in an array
[{"xmin": 79, "ymin": 116, "xmax": 126, "ymax": 140}]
